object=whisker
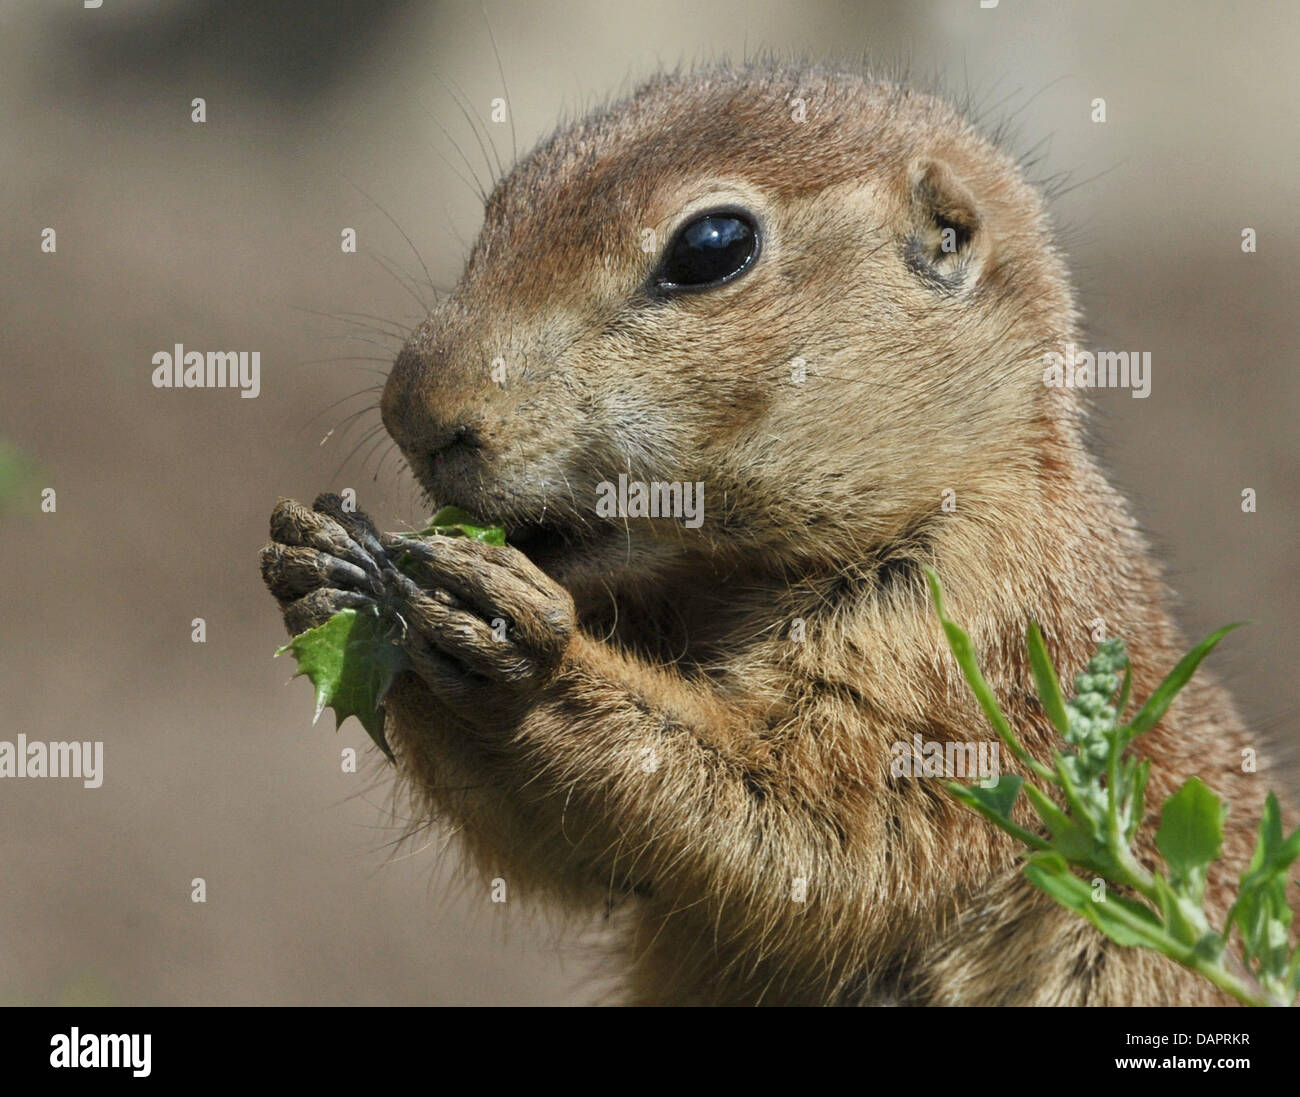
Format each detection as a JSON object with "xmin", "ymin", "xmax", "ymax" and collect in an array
[
  {"xmin": 372, "ymin": 252, "xmax": 432, "ymax": 315},
  {"xmin": 317, "ymin": 404, "xmax": 381, "ymax": 448},
  {"xmin": 417, "ymin": 80, "xmax": 491, "ymax": 204},
  {"xmin": 340, "ymin": 173, "xmax": 444, "ymax": 304},
  {"xmin": 298, "ymin": 385, "xmax": 383, "ymax": 433},
  {"xmin": 481, "ymin": 0, "xmax": 518, "ymax": 169},
  {"xmin": 291, "ymin": 355, "xmax": 392, "ymax": 373},
  {"xmin": 374, "ymin": 438, "xmax": 405, "ymax": 483},
  {"xmin": 435, "ymin": 69, "xmax": 502, "ymax": 186},
  {"xmin": 289, "ymin": 304, "xmax": 407, "ymax": 344},
  {"xmin": 329, "ymin": 423, "xmax": 386, "ymax": 484},
  {"xmin": 357, "ymin": 426, "xmax": 396, "ymax": 482},
  {"xmin": 320, "ymin": 309, "xmax": 411, "ymax": 340}
]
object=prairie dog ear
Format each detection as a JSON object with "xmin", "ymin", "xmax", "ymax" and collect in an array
[{"xmin": 904, "ymin": 158, "xmax": 986, "ymax": 292}]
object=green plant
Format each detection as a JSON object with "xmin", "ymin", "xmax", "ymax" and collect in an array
[
  {"xmin": 0, "ymin": 441, "xmax": 40, "ymax": 515},
  {"xmin": 924, "ymin": 567, "xmax": 1300, "ymax": 1006},
  {"xmin": 277, "ymin": 508, "xmax": 506, "ymax": 760}
]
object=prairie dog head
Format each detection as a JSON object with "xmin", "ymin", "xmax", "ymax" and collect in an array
[{"xmin": 381, "ymin": 64, "xmax": 1079, "ymax": 590}]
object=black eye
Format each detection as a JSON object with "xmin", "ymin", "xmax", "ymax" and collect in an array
[{"xmin": 653, "ymin": 210, "xmax": 760, "ymax": 292}]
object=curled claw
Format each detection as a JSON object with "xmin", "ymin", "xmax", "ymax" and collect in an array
[
  {"xmin": 380, "ymin": 532, "xmax": 438, "ymax": 563},
  {"xmin": 261, "ymin": 543, "xmax": 385, "ymax": 602},
  {"xmin": 268, "ymin": 498, "xmax": 381, "ymax": 582},
  {"xmin": 282, "ymin": 588, "xmax": 376, "ymax": 636},
  {"xmin": 313, "ymin": 493, "xmax": 391, "ymax": 574},
  {"xmin": 377, "ymin": 534, "xmax": 465, "ymax": 602},
  {"xmin": 388, "ymin": 567, "xmax": 467, "ymax": 612}
]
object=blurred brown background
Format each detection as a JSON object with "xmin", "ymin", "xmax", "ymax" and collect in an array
[{"xmin": 1, "ymin": 0, "xmax": 1296, "ymax": 1005}]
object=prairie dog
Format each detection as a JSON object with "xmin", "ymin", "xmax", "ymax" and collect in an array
[{"xmin": 262, "ymin": 63, "xmax": 1273, "ymax": 1005}]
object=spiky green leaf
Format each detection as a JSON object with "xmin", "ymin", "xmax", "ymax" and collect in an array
[{"xmin": 277, "ymin": 607, "xmax": 405, "ymax": 760}]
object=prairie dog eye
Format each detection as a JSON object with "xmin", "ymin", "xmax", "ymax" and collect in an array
[{"xmin": 653, "ymin": 209, "xmax": 760, "ymax": 292}]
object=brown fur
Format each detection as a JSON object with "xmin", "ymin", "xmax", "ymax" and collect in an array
[{"xmin": 267, "ymin": 63, "xmax": 1284, "ymax": 1004}]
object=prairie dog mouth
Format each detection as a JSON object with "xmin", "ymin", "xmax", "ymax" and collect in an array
[{"xmin": 422, "ymin": 502, "xmax": 608, "ymax": 567}]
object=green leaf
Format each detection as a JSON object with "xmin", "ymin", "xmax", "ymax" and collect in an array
[
  {"xmin": 1191, "ymin": 930, "xmax": 1227, "ymax": 965},
  {"xmin": 1234, "ymin": 873, "xmax": 1293, "ymax": 992},
  {"xmin": 0, "ymin": 441, "xmax": 42, "ymax": 516},
  {"xmin": 946, "ymin": 775, "xmax": 1050, "ymax": 851},
  {"xmin": 411, "ymin": 505, "xmax": 506, "ymax": 545},
  {"xmin": 1244, "ymin": 792, "xmax": 1300, "ymax": 879},
  {"xmin": 930, "ymin": 591, "xmax": 1290, "ymax": 1004},
  {"xmin": 1052, "ymin": 748, "xmax": 1102, "ymax": 829},
  {"xmin": 934, "ymin": 617, "xmax": 1012, "ymax": 745},
  {"xmin": 924, "ymin": 568, "xmax": 1053, "ymax": 781},
  {"xmin": 1026, "ymin": 622, "xmax": 1071, "ymax": 736},
  {"xmin": 1023, "ymin": 783, "xmax": 1101, "ymax": 864},
  {"xmin": 277, "ymin": 607, "xmax": 405, "ymax": 761},
  {"xmin": 1231, "ymin": 792, "xmax": 1300, "ymax": 993},
  {"xmin": 1123, "ymin": 624, "xmax": 1243, "ymax": 740},
  {"xmin": 1124, "ymin": 758, "xmax": 1152, "ymax": 844},
  {"xmin": 1115, "ymin": 665, "xmax": 1133, "ymax": 723},
  {"xmin": 1025, "ymin": 853, "xmax": 1174, "ymax": 954},
  {"xmin": 967, "ymin": 773, "xmax": 1024, "ymax": 819},
  {"xmin": 1152, "ymin": 873, "xmax": 1210, "ymax": 947},
  {"xmin": 1156, "ymin": 777, "xmax": 1225, "ymax": 903},
  {"xmin": 275, "ymin": 509, "xmax": 504, "ymax": 761}
]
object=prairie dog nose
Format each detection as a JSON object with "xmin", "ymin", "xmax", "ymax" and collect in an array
[{"xmin": 381, "ymin": 342, "xmax": 482, "ymax": 459}]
